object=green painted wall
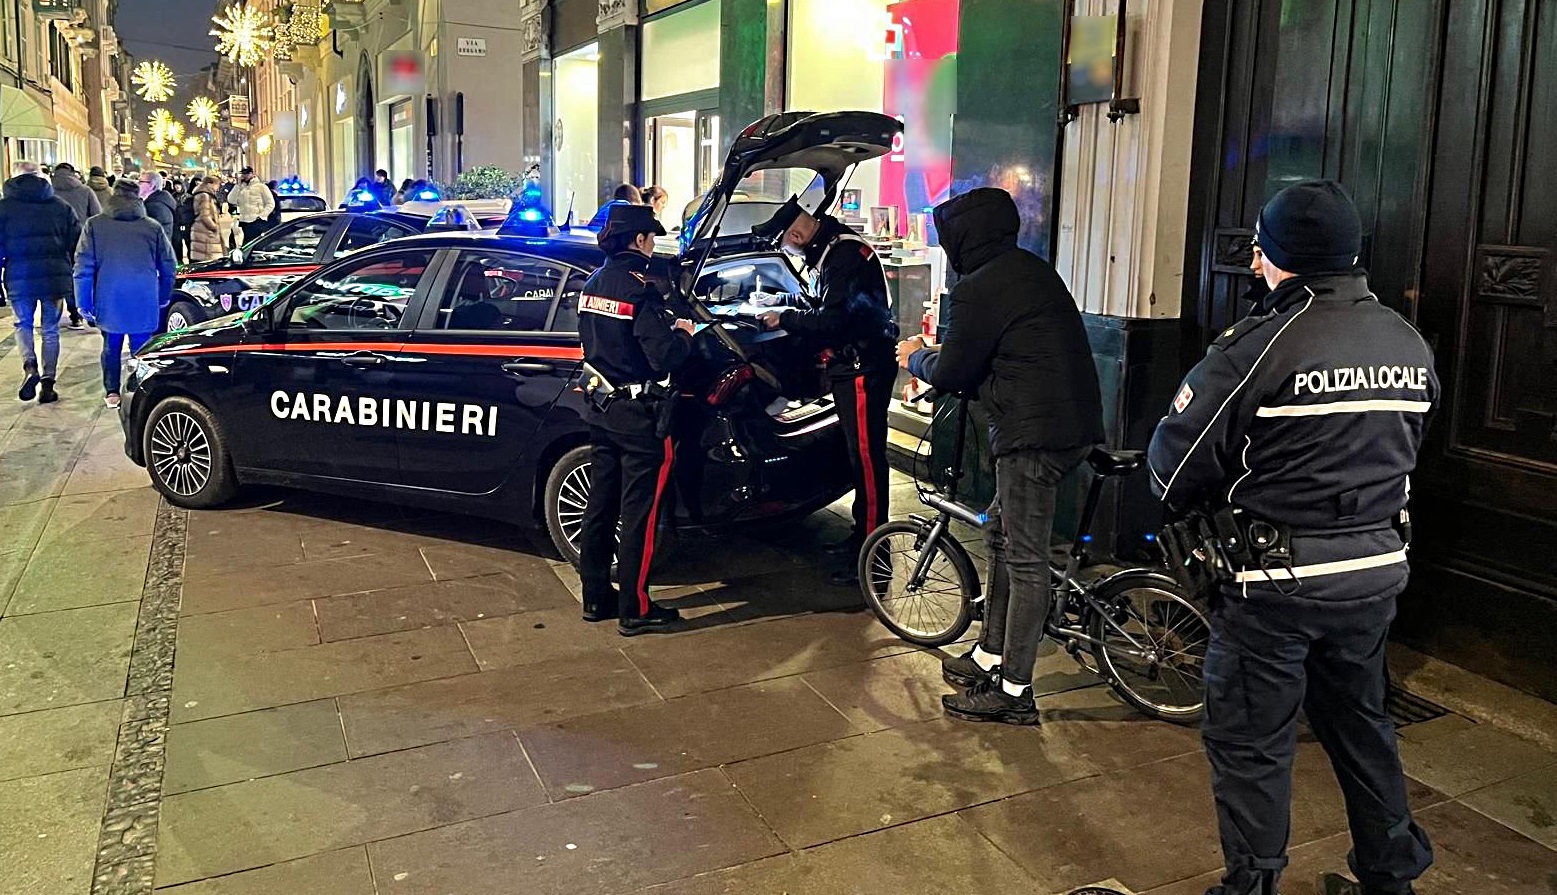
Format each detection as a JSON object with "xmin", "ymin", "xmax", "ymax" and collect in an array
[
  {"xmin": 951, "ymin": 0, "xmax": 1066, "ymax": 258},
  {"xmin": 717, "ymin": 0, "xmax": 770, "ymax": 155}
]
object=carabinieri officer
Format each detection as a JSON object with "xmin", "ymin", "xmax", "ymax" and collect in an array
[
  {"xmin": 753, "ymin": 196, "xmax": 898, "ymax": 586},
  {"xmin": 577, "ymin": 203, "xmax": 696, "ymax": 636},
  {"xmin": 1148, "ymin": 181, "xmax": 1437, "ymax": 895}
]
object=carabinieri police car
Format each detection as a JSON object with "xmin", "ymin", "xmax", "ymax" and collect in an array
[
  {"xmin": 122, "ymin": 111, "xmax": 902, "ymax": 561},
  {"xmin": 166, "ymin": 189, "xmax": 508, "ymax": 331}
]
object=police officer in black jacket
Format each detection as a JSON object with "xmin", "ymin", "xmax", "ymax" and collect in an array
[
  {"xmin": 753, "ymin": 196, "xmax": 898, "ymax": 586},
  {"xmin": 1149, "ymin": 181, "xmax": 1436, "ymax": 895},
  {"xmin": 577, "ymin": 204, "xmax": 697, "ymax": 636}
]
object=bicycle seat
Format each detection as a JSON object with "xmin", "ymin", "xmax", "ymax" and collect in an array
[{"xmin": 1088, "ymin": 446, "xmax": 1145, "ymax": 476}]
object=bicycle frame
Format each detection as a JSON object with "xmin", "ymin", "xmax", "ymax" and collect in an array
[{"xmin": 907, "ymin": 396, "xmax": 984, "ymax": 588}]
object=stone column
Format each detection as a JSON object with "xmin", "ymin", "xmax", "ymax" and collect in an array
[{"xmin": 595, "ymin": 0, "xmax": 638, "ymax": 204}]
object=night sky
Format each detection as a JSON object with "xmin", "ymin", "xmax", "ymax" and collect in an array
[{"xmin": 115, "ymin": 0, "xmax": 219, "ymax": 81}]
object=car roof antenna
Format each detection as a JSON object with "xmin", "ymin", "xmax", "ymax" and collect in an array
[{"xmin": 560, "ymin": 191, "xmax": 575, "ymax": 231}]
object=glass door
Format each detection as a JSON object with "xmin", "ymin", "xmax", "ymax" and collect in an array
[{"xmin": 644, "ymin": 108, "xmax": 720, "ymax": 232}]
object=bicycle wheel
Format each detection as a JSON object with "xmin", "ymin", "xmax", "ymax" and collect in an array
[
  {"xmin": 1087, "ymin": 571, "xmax": 1210, "ymax": 723},
  {"xmin": 858, "ymin": 520, "xmax": 977, "ymax": 647}
]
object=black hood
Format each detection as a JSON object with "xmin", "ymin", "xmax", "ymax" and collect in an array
[
  {"xmin": 4, "ymin": 174, "xmax": 54, "ymax": 203},
  {"xmin": 933, "ymin": 188, "xmax": 1020, "ymax": 276}
]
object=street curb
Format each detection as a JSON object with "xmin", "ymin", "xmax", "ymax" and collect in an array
[{"xmin": 91, "ymin": 498, "xmax": 187, "ymax": 895}]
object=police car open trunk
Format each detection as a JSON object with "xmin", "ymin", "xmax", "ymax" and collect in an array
[{"xmin": 675, "ymin": 111, "xmax": 902, "ymax": 390}]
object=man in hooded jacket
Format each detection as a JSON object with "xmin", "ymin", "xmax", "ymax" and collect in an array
[
  {"xmin": 902, "ymin": 187, "xmax": 1104, "ymax": 725},
  {"xmin": 75, "ymin": 178, "xmax": 176, "ymax": 408},
  {"xmin": 0, "ymin": 162, "xmax": 82, "ymax": 403},
  {"xmin": 753, "ymin": 198, "xmax": 899, "ymax": 586}
]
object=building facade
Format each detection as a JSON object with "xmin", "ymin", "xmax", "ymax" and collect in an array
[{"xmin": 0, "ymin": 0, "xmax": 126, "ymax": 172}]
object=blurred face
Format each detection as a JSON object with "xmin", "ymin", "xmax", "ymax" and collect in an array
[{"xmin": 779, "ymin": 211, "xmax": 821, "ymax": 257}]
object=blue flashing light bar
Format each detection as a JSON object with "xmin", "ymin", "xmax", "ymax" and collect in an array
[
  {"xmin": 497, "ymin": 196, "xmax": 555, "ymax": 237},
  {"xmin": 347, "ymin": 189, "xmax": 382, "ymax": 210}
]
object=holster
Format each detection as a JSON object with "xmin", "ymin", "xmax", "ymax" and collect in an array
[
  {"xmin": 651, "ymin": 390, "xmax": 679, "ymax": 440},
  {"xmin": 1156, "ymin": 511, "xmax": 1229, "ymax": 599}
]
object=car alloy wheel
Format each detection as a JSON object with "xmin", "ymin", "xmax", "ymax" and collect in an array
[
  {"xmin": 556, "ymin": 461, "xmax": 591, "ymax": 556},
  {"xmin": 166, "ymin": 310, "xmax": 189, "ymax": 330},
  {"xmin": 148, "ymin": 410, "xmax": 213, "ymax": 497}
]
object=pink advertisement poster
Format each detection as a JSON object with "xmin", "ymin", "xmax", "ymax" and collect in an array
[{"xmin": 879, "ymin": 0, "xmax": 959, "ymax": 238}]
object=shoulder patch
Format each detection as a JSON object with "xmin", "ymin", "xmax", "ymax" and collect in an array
[
  {"xmin": 1173, "ymin": 383, "xmax": 1195, "ymax": 414},
  {"xmin": 580, "ymin": 295, "xmax": 636, "ymax": 320}
]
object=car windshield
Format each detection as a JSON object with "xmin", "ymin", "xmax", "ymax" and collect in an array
[{"xmin": 280, "ymin": 196, "xmax": 328, "ymax": 213}]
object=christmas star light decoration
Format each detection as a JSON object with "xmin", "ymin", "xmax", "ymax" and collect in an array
[
  {"xmin": 188, "ymin": 96, "xmax": 220, "ymax": 130},
  {"xmin": 149, "ymin": 108, "xmax": 175, "ymax": 141},
  {"xmin": 162, "ymin": 121, "xmax": 186, "ymax": 145},
  {"xmin": 211, "ymin": 3, "xmax": 274, "ymax": 68},
  {"xmin": 182, "ymin": 135, "xmax": 203, "ymax": 154},
  {"xmin": 147, "ymin": 137, "xmax": 166, "ymax": 155},
  {"xmin": 132, "ymin": 60, "xmax": 176, "ymax": 103}
]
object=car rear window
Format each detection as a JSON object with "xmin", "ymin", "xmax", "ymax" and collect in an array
[{"xmin": 280, "ymin": 196, "xmax": 328, "ymax": 213}]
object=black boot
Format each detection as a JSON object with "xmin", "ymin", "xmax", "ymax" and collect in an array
[
  {"xmin": 1319, "ymin": 873, "xmax": 1410, "ymax": 895},
  {"xmin": 822, "ymin": 537, "xmax": 860, "ymax": 557},
  {"xmin": 618, "ymin": 602, "xmax": 682, "ymax": 637},
  {"xmin": 18, "ymin": 372, "xmax": 39, "ymax": 402},
  {"xmin": 37, "ymin": 378, "xmax": 57, "ymax": 404},
  {"xmin": 581, "ymin": 589, "xmax": 617, "ymax": 623}
]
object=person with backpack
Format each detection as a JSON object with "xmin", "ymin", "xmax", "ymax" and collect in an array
[{"xmin": 74, "ymin": 179, "xmax": 176, "ymax": 408}]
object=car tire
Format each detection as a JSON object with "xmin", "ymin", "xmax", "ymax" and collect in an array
[
  {"xmin": 164, "ymin": 300, "xmax": 202, "ymax": 332},
  {"xmin": 544, "ymin": 445, "xmax": 594, "ymax": 566},
  {"xmin": 142, "ymin": 396, "xmax": 239, "ymax": 509}
]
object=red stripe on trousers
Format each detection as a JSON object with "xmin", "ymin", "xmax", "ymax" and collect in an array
[
  {"xmin": 854, "ymin": 376, "xmax": 879, "ymax": 534},
  {"xmin": 636, "ymin": 437, "xmax": 675, "ymax": 616}
]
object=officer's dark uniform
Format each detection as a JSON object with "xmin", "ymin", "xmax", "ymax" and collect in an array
[
  {"xmin": 576, "ymin": 205, "xmax": 693, "ymax": 632},
  {"xmin": 756, "ymin": 202, "xmax": 897, "ymax": 563},
  {"xmin": 1148, "ymin": 181, "xmax": 1436, "ymax": 895}
]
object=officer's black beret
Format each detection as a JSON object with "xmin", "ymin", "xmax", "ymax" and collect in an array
[
  {"xmin": 751, "ymin": 196, "xmax": 806, "ymax": 242},
  {"xmin": 1255, "ymin": 180, "xmax": 1362, "ymax": 276},
  {"xmin": 597, "ymin": 203, "xmax": 666, "ymax": 248}
]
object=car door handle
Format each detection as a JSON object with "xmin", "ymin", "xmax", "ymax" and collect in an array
[
  {"xmin": 339, "ymin": 352, "xmax": 387, "ymax": 368},
  {"xmin": 502, "ymin": 361, "xmax": 555, "ymax": 376}
]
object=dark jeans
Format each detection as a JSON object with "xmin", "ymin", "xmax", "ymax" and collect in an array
[
  {"xmin": 577, "ymin": 403, "xmax": 676, "ymax": 621},
  {"xmin": 240, "ymin": 219, "xmax": 270, "ymax": 246},
  {"xmin": 980, "ymin": 445, "xmax": 1090, "ymax": 686},
  {"xmin": 1203, "ymin": 591, "xmax": 1432, "ymax": 895},
  {"xmin": 102, "ymin": 331, "xmax": 154, "ymax": 394},
  {"xmin": 832, "ymin": 366, "xmax": 894, "ymax": 541},
  {"xmin": 11, "ymin": 297, "xmax": 63, "ymax": 378}
]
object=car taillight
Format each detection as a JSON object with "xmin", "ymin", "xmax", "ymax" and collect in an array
[{"xmin": 707, "ymin": 365, "xmax": 755, "ymax": 406}]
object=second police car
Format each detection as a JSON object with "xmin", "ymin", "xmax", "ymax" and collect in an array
[
  {"xmin": 122, "ymin": 111, "xmax": 901, "ymax": 561},
  {"xmin": 165, "ymin": 190, "xmax": 508, "ymax": 331}
]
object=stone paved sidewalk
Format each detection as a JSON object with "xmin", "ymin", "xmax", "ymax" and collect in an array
[{"xmin": 3, "ymin": 309, "xmax": 1556, "ymax": 895}]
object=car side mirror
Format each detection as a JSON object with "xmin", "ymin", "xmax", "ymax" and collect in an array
[
  {"xmin": 241, "ymin": 308, "xmax": 273, "ymax": 335},
  {"xmin": 230, "ymin": 248, "xmax": 244, "ymax": 265}
]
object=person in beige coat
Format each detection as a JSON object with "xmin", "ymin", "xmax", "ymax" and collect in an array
[{"xmin": 189, "ymin": 177, "xmax": 229, "ymax": 262}]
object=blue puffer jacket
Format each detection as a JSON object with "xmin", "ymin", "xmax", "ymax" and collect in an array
[
  {"xmin": 73, "ymin": 188, "xmax": 176, "ymax": 335},
  {"xmin": 0, "ymin": 174, "xmax": 82, "ymax": 301}
]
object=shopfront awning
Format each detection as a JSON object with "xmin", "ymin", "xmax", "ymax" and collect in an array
[{"xmin": 1, "ymin": 85, "xmax": 57, "ymax": 141}]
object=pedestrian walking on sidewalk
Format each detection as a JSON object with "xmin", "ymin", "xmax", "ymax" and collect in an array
[
  {"xmin": 230, "ymin": 167, "xmax": 276, "ymax": 246},
  {"xmin": 139, "ymin": 171, "xmax": 178, "ymax": 248},
  {"xmin": 74, "ymin": 179, "xmax": 176, "ymax": 408},
  {"xmin": 49, "ymin": 162, "xmax": 100, "ymax": 329},
  {"xmin": 87, "ymin": 166, "xmax": 113, "ymax": 209},
  {"xmin": 1148, "ymin": 181, "xmax": 1436, "ymax": 895},
  {"xmin": 0, "ymin": 161, "xmax": 82, "ymax": 404},
  {"xmin": 901, "ymin": 188, "xmax": 1104, "ymax": 725},
  {"xmin": 189, "ymin": 176, "xmax": 228, "ymax": 263}
]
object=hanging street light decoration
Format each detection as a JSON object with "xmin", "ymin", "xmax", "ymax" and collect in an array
[
  {"xmin": 255, "ymin": 134, "xmax": 273, "ymax": 155},
  {"xmin": 162, "ymin": 120, "xmax": 186, "ymax": 145},
  {"xmin": 149, "ymin": 108, "xmax": 175, "ymax": 142},
  {"xmin": 188, "ymin": 96, "xmax": 220, "ymax": 130},
  {"xmin": 182, "ymin": 135, "xmax": 204, "ymax": 154},
  {"xmin": 211, "ymin": 3, "xmax": 274, "ymax": 68},
  {"xmin": 132, "ymin": 60, "xmax": 176, "ymax": 103}
]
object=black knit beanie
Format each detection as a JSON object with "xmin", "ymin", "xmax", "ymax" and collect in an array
[{"xmin": 1255, "ymin": 180, "xmax": 1362, "ymax": 275}]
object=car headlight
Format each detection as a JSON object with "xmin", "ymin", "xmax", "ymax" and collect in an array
[
  {"xmin": 130, "ymin": 358, "xmax": 156, "ymax": 382},
  {"xmin": 182, "ymin": 280, "xmax": 213, "ymax": 302}
]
